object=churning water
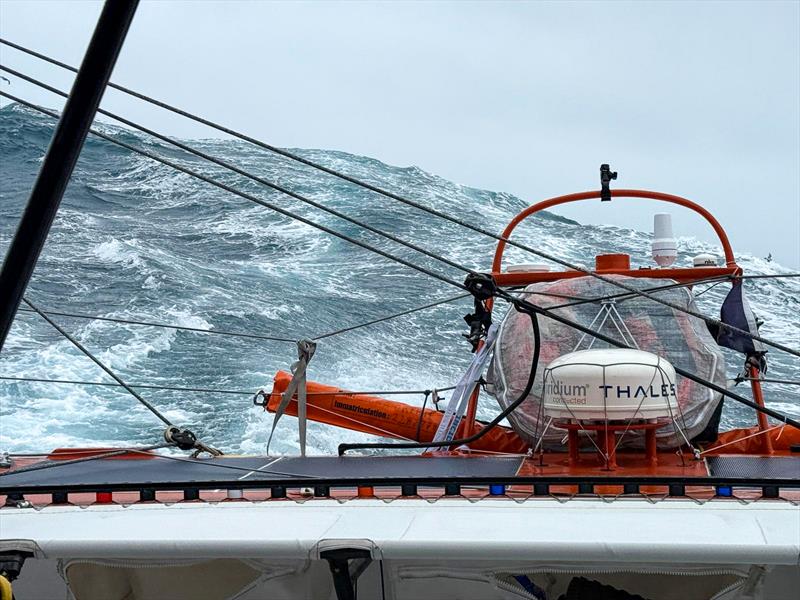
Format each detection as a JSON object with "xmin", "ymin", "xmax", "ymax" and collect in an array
[{"xmin": 1, "ymin": 103, "xmax": 797, "ymax": 454}]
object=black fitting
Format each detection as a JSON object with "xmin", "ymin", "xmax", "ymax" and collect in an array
[
  {"xmin": 252, "ymin": 390, "xmax": 269, "ymax": 407},
  {"xmin": 600, "ymin": 164, "xmax": 617, "ymax": 202},
  {"xmin": 163, "ymin": 426, "xmax": 198, "ymax": 451},
  {"xmin": 464, "ymin": 273, "xmax": 497, "ymax": 300},
  {"xmin": 0, "ymin": 550, "xmax": 33, "ymax": 582},
  {"xmin": 462, "ymin": 273, "xmax": 497, "ymax": 351}
]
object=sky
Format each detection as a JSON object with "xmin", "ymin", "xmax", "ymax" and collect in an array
[{"xmin": 1, "ymin": 0, "xmax": 798, "ymax": 267}]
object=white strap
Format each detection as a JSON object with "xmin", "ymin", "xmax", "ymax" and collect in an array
[{"xmin": 432, "ymin": 324, "xmax": 499, "ymax": 444}]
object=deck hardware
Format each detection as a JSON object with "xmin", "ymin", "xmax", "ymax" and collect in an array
[
  {"xmin": 139, "ymin": 488, "xmax": 156, "ymax": 502},
  {"xmin": 600, "ymin": 163, "xmax": 617, "ymax": 202},
  {"xmin": 533, "ymin": 483, "xmax": 549, "ymax": 496},
  {"xmin": 3, "ymin": 493, "xmax": 29, "ymax": 508},
  {"xmin": 0, "ymin": 550, "xmax": 33, "ymax": 586},
  {"xmin": 321, "ymin": 547, "xmax": 373, "ymax": 600},
  {"xmin": 444, "ymin": 483, "xmax": 461, "ymax": 496},
  {"xmin": 489, "ymin": 484, "xmax": 506, "ymax": 495},
  {"xmin": 271, "ymin": 485, "xmax": 286, "ymax": 499},
  {"xmin": 51, "ymin": 491, "xmax": 68, "ymax": 504},
  {"xmin": 578, "ymin": 482, "xmax": 594, "ymax": 494},
  {"xmin": 183, "ymin": 488, "xmax": 199, "ymax": 501},
  {"xmin": 668, "ymin": 483, "xmax": 685, "ymax": 497},
  {"xmin": 623, "ymin": 483, "xmax": 639, "ymax": 494},
  {"xmin": 400, "ymin": 484, "xmax": 417, "ymax": 497},
  {"xmin": 226, "ymin": 488, "xmax": 243, "ymax": 500},
  {"xmin": 715, "ymin": 485, "xmax": 733, "ymax": 497},
  {"xmin": 357, "ymin": 486, "xmax": 374, "ymax": 498},
  {"xmin": 314, "ymin": 485, "xmax": 330, "ymax": 497},
  {"xmin": 762, "ymin": 485, "xmax": 779, "ymax": 498}
]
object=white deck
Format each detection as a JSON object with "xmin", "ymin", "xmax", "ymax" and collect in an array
[{"xmin": 2, "ymin": 497, "xmax": 798, "ymax": 565}]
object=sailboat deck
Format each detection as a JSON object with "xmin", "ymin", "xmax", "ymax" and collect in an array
[{"xmin": 2, "ymin": 450, "xmax": 798, "ymax": 508}]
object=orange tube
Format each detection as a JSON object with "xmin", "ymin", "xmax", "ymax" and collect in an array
[
  {"xmin": 748, "ymin": 365, "xmax": 774, "ymax": 454},
  {"xmin": 264, "ymin": 371, "xmax": 529, "ymax": 454},
  {"xmin": 492, "ymin": 189, "xmax": 738, "ymax": 272}
]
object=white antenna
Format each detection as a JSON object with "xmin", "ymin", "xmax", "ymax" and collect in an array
[{"xmin": 652, "ymin": 213, "xmax": 677, "ymax": 267}]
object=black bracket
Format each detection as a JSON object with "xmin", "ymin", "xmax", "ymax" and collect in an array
[
  {"xmin": 0, "ymin": 550, "xmax": 33, "ymax": 582},
  {"xmin": 462, "ymin": 273, "xmax": 496, "ymax": 351},
  {"xmin": 320, "ymin": 548, "xmax": 373, "ymax": 600},
  {"xmin": 163, "ymin": 426, "xmax": 197, "ymax": 451},
  {"xmin": 252, "ymin": 390, "xmax": 269, "ymax": 407},
  {"xmin": 600, "ymin": 164, "xmax": 617, "ymax": 202}
]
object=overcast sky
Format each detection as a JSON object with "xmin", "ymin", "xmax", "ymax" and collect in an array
[{"xmin": 1, "ymin": 1, "xmax": 798, "ymax": 266}]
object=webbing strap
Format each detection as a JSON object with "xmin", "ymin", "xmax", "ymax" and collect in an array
[
  {"xmin": 431, "ymin": 324, "xmax": 498, "ymax": 445},
  {"xmin": 267, "ymin": 339, "xmax": 317, "ymax": 456}
]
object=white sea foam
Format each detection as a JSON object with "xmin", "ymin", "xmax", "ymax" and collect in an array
[{"xmin": 1, "ymin": 105, "xmax": 797, "ymax": 454}]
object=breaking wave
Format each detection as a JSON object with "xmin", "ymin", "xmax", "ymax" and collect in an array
[{"xmin": 0, "ymin": 103, "xmax": 797, "ymax": 453}]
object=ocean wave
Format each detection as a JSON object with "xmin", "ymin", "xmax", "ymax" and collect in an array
[{"xmin": 1, "ymin": 103, "xmax": 797, "ymax": 454}]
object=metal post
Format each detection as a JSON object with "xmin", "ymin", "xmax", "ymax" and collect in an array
[{"xmin": 0, "ymin": 0, "xmax": 139, "ymax": 350}]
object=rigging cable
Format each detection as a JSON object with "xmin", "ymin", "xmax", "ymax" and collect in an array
[
  {"xmin": 0, "ymin": 375, "xmax": 456, "ymax": 397},
  {"xmin": 22, "ymin": 298, "xmax": 173, "ymax": 426},
  {"xmin": 11, "ymin": 275, "xmax": 739, "ymax": 348},
  {"xmin": 0, "ymin": 56, "xmax": 795, "ymax": 357},
  {"xmin": 0, "ymin": 65, "xmax": 476, "ymax": 280},
  {"xmin": 6, "ymin": 93, "xmax": 799, "ymax": 439},
  {"xmin": 0, "ymin": 92, "xmax": 465, "ymax": 292},
  {"xmin": 12, "ymin": 274, "xmax": 780, "ymax": 348},
  {"xmin": 0, "ymin": 376, "xmax": 256, "ymax": 396},
  {"xmin": 20, "ymin": 297, "xmax": 221, "ymax": 455},
  {"xmin": 16, "ymin": 306, "xmax": 296, "ymax": 342},
  {"xmin": 312, "ymin": 293, "xmax": 470, "ymax": 340}
]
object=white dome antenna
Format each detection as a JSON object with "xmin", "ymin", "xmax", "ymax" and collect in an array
[{"xmin": 652, "ymin": 213, "xmax": 677, "ymax": 267}]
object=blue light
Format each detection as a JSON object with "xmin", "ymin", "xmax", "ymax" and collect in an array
[
  {"xmin": 716, "ymin": 485, "xmax": 733, "ymax": 497},
  {"xmin": 489, "ymin": 484, "xmax": 505, "ymax": 496}
]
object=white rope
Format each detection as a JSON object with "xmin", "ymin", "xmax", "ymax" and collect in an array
[{"xmin": 697, "ymin": 424, "xmax": 786, "ymax": 456}]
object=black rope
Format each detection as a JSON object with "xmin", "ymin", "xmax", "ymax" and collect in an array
[
  {"xmin": 0, "ymin": 376, "xmax": 456, "ymax": 398},
  {"xmin": 1, "ymin": 92, "xmax": 466, "ymax": 295},
  {"xmin": 16, "ymin": 306, "xmax": 296, "ymax": 342},
  {"xmin": 0, "ymin": 444, "xmax": 170, "ymax": 477},
  {"xmin": 15, "ymin": 294, "xmax": 467, "ymax": 346},
  {"xmin": 0, "ymin": 446, "xmax": 315, "ymax": 480},
  {"xmin": 22, "ymin": 298, "xmax": 175, "ymax": 427},
  {"xmin": 415, "ymin": 390, "xmax": 431, "ymax": 442},
  {"xmin": 0, "ymin": 65, "xmax": 476, "ymax": 280},
  {"xmin": 5, "ymin": 94, "xmax": 799, "ymax": 440},
  {"xmin": 1, "ymin": 50, "xmax": 795, "ymax": 357},
  {"xmin": 0, "ymin": 376, "xmax": 255, "ymax": 396},
  {"xmin": 313, "ymin": 293, "xmax": 470, "ymax": 340},
  {"xmin": 306, "ymin": 386, "xmax": 456, "ymax": 396},
  {"xmin": 513, "ymin": 274, "xmax": 733, "ymax": 312},
  {"xmin": 736, "ymin": 274, "xmax": 800, "ymax": 280}
]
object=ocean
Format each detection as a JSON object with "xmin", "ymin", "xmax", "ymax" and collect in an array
[{"xmin": 1, "ymin": 103, "xmax": 797, "ymax": 455}]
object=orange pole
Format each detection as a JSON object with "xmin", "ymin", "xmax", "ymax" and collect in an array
[
  {"xmin": 264, "ymin": 371, "xmax": 529, "ymax": 454},
  {"xmin": 748, "ymin": 365, "xmax": 774, "ymax": 454},
  {"xmin": 462, "ymin": 384, "xmax": 482, "ymax": 438}
]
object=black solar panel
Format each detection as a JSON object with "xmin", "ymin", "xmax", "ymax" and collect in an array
[
  {"xmin": 706, "ymin": 455, "xmax": 800, "ymax": 480},
  {"xmin": 0, "ymin": 455, "xmax": 524, "ymax": 490}
]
